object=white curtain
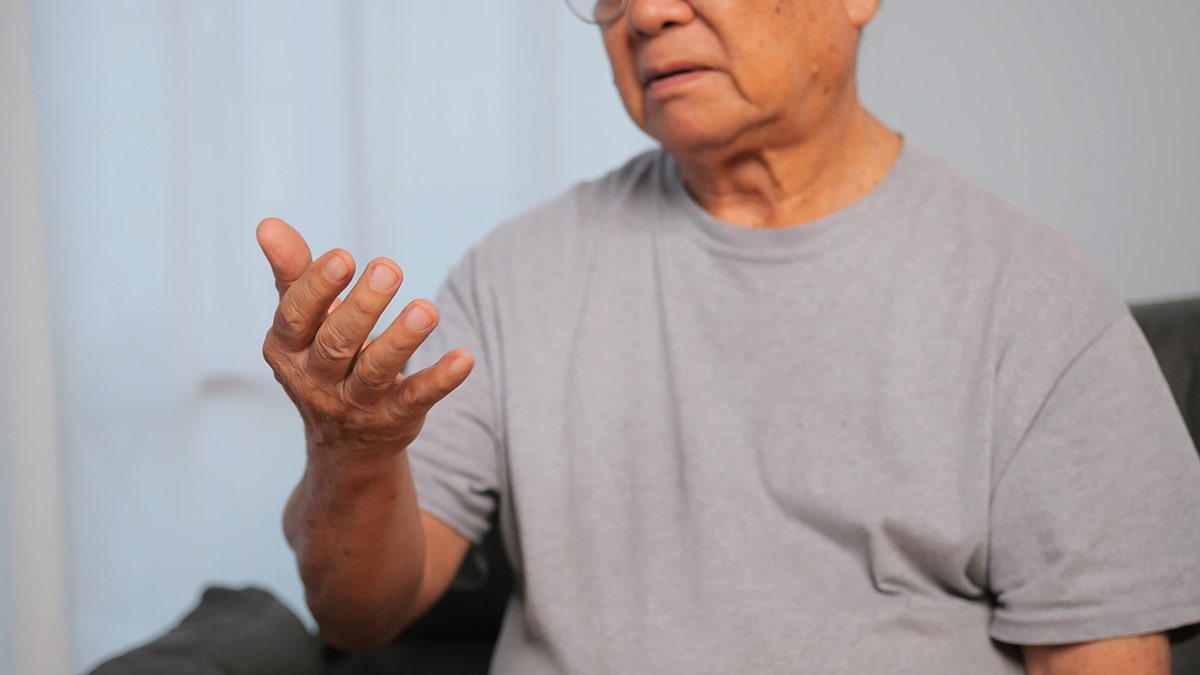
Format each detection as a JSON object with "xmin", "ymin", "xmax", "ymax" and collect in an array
[
  {"xmin": 3, "ymin": 1, "xmax": 1198, "ymax": 672},
  {"xmin": 1, "ymin": 0, "xmax": 72, "ymax": 673},
  {"xmin": 6, "ymin": 1, "xmax": 648, "ymax": 671}
]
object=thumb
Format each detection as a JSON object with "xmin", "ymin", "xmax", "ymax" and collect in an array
[{"xmin": 256, "ymin": 217, "xmax": 313, "ymax": 298}]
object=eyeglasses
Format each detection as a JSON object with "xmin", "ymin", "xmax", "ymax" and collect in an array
[{"xmin": 564, "ymin": 0, "xmax": 628, "ymax": 25}]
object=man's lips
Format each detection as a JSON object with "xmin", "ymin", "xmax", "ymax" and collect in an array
[{"xmin": 639, "ymin": 63, "xmax": 714, "ymax": 88}]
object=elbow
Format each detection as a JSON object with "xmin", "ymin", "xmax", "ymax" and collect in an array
[
  {"xmin": 306, "ymin": 588, "xmax": 414, "ymax": 651},
  {"xmin": 302, "ymin": 570, "xmax": 426, "ymax": 651}
]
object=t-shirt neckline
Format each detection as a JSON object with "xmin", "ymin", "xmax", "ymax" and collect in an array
[{"xmin": 662, "ymin": 141, "xmax": 915, "ymax": 262}]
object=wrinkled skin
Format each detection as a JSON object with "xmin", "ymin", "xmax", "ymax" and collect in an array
[
  {"xmin": 257, "ymin": 217, "xmax": 472, "ymax": 463},
  {"xmin": 258, "ymin": 217, "xmax": 473, "ymax": 649}
]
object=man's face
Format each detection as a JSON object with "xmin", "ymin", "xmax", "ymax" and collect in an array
[{"xmin": 601, "ymin": 0, "xmax": 877, "ymax": 157}]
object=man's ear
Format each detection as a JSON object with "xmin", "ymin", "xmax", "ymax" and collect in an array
[{"xmin": 843, "ymin": 0, "xmax": 880, "ymax": 29}]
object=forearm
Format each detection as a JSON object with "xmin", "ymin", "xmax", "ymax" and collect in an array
[
  {"xmin": 284, "ymin": 446, "xmax": 427, "ymax": 649},
  {"xmin": 257, "ymin": 219, "xmax": 475, "ymax": 649},
  {"xmin": 1023, "ymin": 633, "xmax": 1169, "ymax": 675}
]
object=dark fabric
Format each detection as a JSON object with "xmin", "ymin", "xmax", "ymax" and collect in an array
[
  {"xmin": 1132, "ymin": 297, "xmax": 1200, "ymax": 448},
  {"xmin": 329, "ymin": 638, "xmax": 495, "ymax": 675},
  {"xmin": 1131, "ymin": 298, "xmax": 1200, "ymax": 675},
  {"xmin": 403, "ymin": 522, "xmax": 512, "ymax": 641},
  {"xmin": 89, "ymin": 586, "xmax": 327, "ymax": 675},
  {"xmin": 1171, "ymin": 624, "xmax": 1200, "ymax": 675}
]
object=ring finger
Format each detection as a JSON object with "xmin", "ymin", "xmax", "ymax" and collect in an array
[{"xmin": 307, "ymin": 259, "xmax": 403, "ymax": 381}]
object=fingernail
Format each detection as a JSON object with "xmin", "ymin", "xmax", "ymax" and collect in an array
[
  {"xmin": 404, "ymin": 305, "xmax": 434, "ymax": 332},
  {"xmin": 369, "ymin": 264, "xmax": 398, "ymax": 291},
  {"xmin": 448, "ymin": 354, "xmax": 471, "ymax": 377},
  {"xmin": 323, "ymin": 255, "xmax": 349, "ymax": 281}
]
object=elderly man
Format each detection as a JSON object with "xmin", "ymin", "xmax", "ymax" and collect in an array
[{"xmin": 257, "ymin": 0, "xmax": 1200, "ymax": 672}]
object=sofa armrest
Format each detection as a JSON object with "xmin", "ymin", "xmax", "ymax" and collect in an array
[{"xmin": 89, "ymin": 586, "xmax": 329, "ymax": 675}]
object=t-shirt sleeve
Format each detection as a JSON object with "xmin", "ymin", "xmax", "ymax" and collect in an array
[
  {"xmin": 988, "ymin": 313, "xmax": 1200, "ymax": 645},
  {"xmin": 405, "ymin": 249, "xmax": 502, "ymax": 545}
]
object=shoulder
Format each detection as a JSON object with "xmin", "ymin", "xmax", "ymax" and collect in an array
[
  {"xmin": 483, "ymin": 149, "xmax": 664, "ymax": 254},
  {"xmin": 433, "ymin": 149, "xmax": 668, "ymax": 319},
  {"xmin": 898, "ymin": 144, "xmax": 1127, "ymax": 342}
]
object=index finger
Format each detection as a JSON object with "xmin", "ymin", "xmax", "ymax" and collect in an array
[
  {"xmin": 256, "ymin": 217, "xmax": 313, "ymax": 298},
  {"xmin": 269, "ymin": 249, "xmax": 355, "ymax": 352}
]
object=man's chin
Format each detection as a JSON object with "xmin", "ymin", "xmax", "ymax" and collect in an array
[{"xmin": 649, "ymin": 119, "xmax": 745, "ymax": 163}]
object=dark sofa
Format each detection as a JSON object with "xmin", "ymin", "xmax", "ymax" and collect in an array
[{"xmin": 91, "ymin": 297, "xmax": 1200, "ymax": 675}]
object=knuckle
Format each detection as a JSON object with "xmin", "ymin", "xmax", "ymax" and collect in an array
[
  {"xmin": 340, "ymin": 293, "xmax": 382, "ymax": 328},
  {"xmin": 262, "ymin": 335, "xmax": 297, "ymax": 380},
  {"xmin": 274, "ymin": 301, "xmax": 310, "ymax": 336},
  {"xmin": 261, "ymin": 332, "xmax": 280, "ymax": 364},
  {"xmin": 293, "ymin": 380, "xmax": 349, "ymax": 419},
  {"xmin": 262, "ymin": 349, "xmax": 303, "ymax": 390},
  {"xmin": 306, "ymin": 395, "xmax": 345, "ymax": 422},
  {"xmin": 260, "ymin": 344, "xmax": 376, "ymax": 435},
  {"xmin": 399, "ymin": 379, "xmax": 438, "ymax": 412},
  {"xmin": 340, "ymin": 377, "xmax": 381, "ymax": 410},
  {"xmin": 310, "ymin": 325, "xmax": 358, "ymax": 364},
  {"xmin": 352, "ymin": 362, "xmax": 391, "ymax": 392},
  {"xmin": 359, "ymin": 341, "xmax": 406, "ymax": 381}
]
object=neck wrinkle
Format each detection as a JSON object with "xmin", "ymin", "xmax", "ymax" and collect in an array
[{"xmin": 677, "ymin": 106, "xmax": 902, "ymax": 229}]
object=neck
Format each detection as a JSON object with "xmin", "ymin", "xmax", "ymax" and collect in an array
[{"xmin": 675, "ymin": 96, "xmax": 902, "ymax": 229}]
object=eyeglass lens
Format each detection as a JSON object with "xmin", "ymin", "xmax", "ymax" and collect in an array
[{"xmin": 565, "ymin": 0, "xmax": 626, "ymax": 25}]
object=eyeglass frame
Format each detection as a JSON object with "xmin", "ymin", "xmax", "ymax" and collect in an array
[{"xmin": 563, "ymin": 0, "xmax": 629, "ymax": 26}]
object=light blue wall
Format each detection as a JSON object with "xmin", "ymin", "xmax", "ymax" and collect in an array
[
  {"xmin": 24, "ymin": 1, "xmax": 1200, "ymax": 671},
  {"xmin": 862, "ymin": 1, "xmax": 1200, "ymax": 301}
]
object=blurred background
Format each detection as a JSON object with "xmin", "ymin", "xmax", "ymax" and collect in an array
[{"xmin": 2, "ymin": 1, "xmax": 1198, "ymax": 672}]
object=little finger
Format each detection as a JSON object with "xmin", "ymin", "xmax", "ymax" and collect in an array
[{"xmin": 394, "ymin": 349, "xmax": 474, "ymax": 417}]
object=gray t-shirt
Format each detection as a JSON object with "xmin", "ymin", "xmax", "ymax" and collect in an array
[{"xmin": 407, "ymin": 145, "xmax": 1200, "ymax": 673}]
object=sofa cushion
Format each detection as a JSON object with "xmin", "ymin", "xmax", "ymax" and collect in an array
[
  {"xmin": 89, "ymin": 586, "xmax": 327, "ymax": 675},
  {"xmin": 1132, "ymin": 297, "xmax": 1200, "ymax": 448}
]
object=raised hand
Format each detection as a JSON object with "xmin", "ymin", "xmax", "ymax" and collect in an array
[{"xmin": 256, "ymin": 217, "xmax": 473, "ymax": 461}]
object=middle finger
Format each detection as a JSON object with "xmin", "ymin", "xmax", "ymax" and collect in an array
[{"xmin": 307, "ymin": 259, "xmax": 403, "ymax": 381}]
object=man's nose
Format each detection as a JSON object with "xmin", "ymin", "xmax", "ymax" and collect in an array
[{"xmin": 622, "ymin": 0, "xmax": 696, "ymax": 37}]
